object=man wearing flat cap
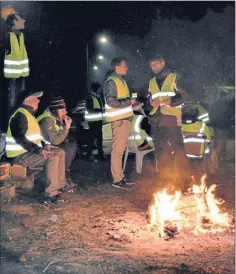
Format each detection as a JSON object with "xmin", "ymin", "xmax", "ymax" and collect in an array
[
  {"xmin": 37, "ymin": 95, "xmax": 77, "ymax": 188},
  {"xmin": 5, "ymin": 89, "xmax": 67, "ymax": 204}
]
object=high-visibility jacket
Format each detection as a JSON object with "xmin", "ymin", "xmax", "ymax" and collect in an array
[
  {"xmin": 104, "ymin": 76, "xmax": 133, "ymax": 122},
  {"xmin": 129, "ymin": 115, "xmax": 154, "ymax": 148},
  {"xmin": 149, "ymin": 73, "xmax": 182, "ymax": 125},
  {"xmin": 182, "ymin": 121, "xmax": 211, "ymax": 159},
  {"xmin": 4, "ymin": 32, "xmax": 29, "ymax": 78},
  {"xmin": 37, "ymin": 110, "xmax": 63, "ymax": 132},
  {"xmin": 85, "ymin": 93, "xmax": 103, "ymax": 122},
  {"xmin": 6, "ymin": 108, "xmax": 42, "ymax": 158},
  {"xmin": 195, "ymin": 104, "xmax": 209, "ymax": 123}
]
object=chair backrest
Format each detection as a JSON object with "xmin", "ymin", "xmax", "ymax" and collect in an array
[{"xmin": 127, "ymin": 133, "xmax": 140, "ymax": 153}]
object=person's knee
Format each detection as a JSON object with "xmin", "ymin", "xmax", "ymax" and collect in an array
[{"xmin": 52, "ymin": 147, "xmax": 66, "ymax": 159}]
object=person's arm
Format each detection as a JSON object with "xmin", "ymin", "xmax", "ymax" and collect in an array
[
  {"xmin": 170, "ymin": 76, "xmax": 187, "ymax": 107},
  {"xmin": 39, "ymin": 117, "xmax": 69, "ymax": 145},
  {"xmin": 85, "ymin": 96, "xmax": 94, "ymax": 111},
  {"xmin": 10, "ymin": 112, "xmax": 42, "ymax": 153},
  {"xmin": 104, "ymin": 80, "xmax": 131, "ymax": 108}
]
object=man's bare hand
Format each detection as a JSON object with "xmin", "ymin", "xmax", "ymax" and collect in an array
[
  {"xmin": 41, "ymin": 148, "xmax": 54, "ymax": 159},
  {"xmin": 130, "ymin": 98, "xmax": 136, "ymax": 105},
  {"xmin": 45, "ymin": 145, "xmax": 57, "ymax": 150},
  {"xmin": 150, "ymin": 99, "xmax": 160, "ymax": 108},
  {"xmin": 162, "ymin": 98, "xmax": 171, "ymax": 105},
  {"xmin": 64, "ymin": 116, "xmax": 72, "ymax": 130}
]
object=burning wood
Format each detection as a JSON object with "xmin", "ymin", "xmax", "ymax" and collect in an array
[{"xmin": 146, "ymin": 174, "xmax": 231, "ymax": 238}]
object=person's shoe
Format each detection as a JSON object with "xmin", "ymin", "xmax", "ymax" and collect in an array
[
  {"xmin": 122, "ymin": 177, "xmax": 135, "ymax": 185},
  {"xmin": 112, "ymin": 179, "xmax": 133, "ymax": 190},
  {"xmin": 58, "ymin": 187, "xmax": 67, "ymax": 193},
  {"xmin": 43, "ymin": 194, "xmax": 64, "ymax": 205}
]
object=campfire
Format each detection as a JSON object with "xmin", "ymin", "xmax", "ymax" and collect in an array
[{"xmin": 147, "ymin": 175, "xmax": 231, "ymax": 238}]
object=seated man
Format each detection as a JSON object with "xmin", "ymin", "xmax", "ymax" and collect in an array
[
  {"xmin": 5, "ymin": 89, "xmax": 66, "ymax": 204},
  {"xmin": 182, "ymin": 107, "xmax": 212, "ymax": 159},
  {"xmin": 37, "ymin": 95, "xmax": 77, "ymax": 188}
]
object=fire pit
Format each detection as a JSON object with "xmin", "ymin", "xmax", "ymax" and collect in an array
[{"xmin": 146, "ymin": 175, "xmax": 232, "ymax": 239}]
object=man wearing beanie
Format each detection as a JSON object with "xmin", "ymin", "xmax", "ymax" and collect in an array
[
  {"xmin": 37, "ymin": 95, "xmax": 77, "ymax": 189},
  {"xmin": 5, "ymin": 89, "xmax": 66, "ymax": 204}
]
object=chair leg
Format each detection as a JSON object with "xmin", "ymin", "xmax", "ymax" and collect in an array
[
  {"xmin": 136, "ymin": 153, "xmax": 143, "ymax": 174},
  {"xmin": 135, "ymin": 153, "xmax": 140, "ymax": 174},
  {"xmin": 138, "ymin": 154, "xmax": 144, "ymax": 174},
  {"xmin": 123, "ymin": 148, "xmax": 129, "ymax": 172}
]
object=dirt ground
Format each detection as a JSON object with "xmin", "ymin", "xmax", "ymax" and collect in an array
[{"xmin": 0, "ymin": 141, "xmax": 235, "ymax": 274}]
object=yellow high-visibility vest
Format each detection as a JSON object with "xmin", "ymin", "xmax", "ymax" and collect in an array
[
  {"xmin": 85, "ymin": 94, "xmax": 103, "ymax": 122},
  {"xmin": 149, "ymin": 73, "xmax": 182, "ymax": 125},
  {"xmin": 6, "ymin": 108, "xmax": 42, "ymax": 158},
  {"xmin": 4, "ymin": 32, "xmax": 29, "ymax": 78},
  {"xmin": 129, "ymin": 115, "xmax": 154, "ymax": 148},
  {"xmin": 182, "ymin": 121, "xmax": 211, "ymax": 158},
  {"xmin": 104, "ymin": 76, "xmax": 133, "ymax": 122},
  {"xmin": 37, "ymin": 110, "xmax": 64, "ymax": 132}
]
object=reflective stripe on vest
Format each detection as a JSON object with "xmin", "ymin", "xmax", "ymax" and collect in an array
[
  {"xmin": 85, "ymin": 95, "xmax": 103, "ymax": 121},
  {"xmin": 148, "ymin": 73, "xmax": 182, "ymax": 122},
  {"xmin": 129, "ymin": 115, "xmax": 154, "ymax": 147},
  {"xmin": 4, "ymin": 32, "xmax": 29, "ymax": 78},
  {"xmin": 104, "ymin": 76, "xmax": 133, "ymax": 122},
  {"xmin": 182, "ymin": 120, "xmax": 211, "ymax": 157},
  {"xmin": 85, "ymin": 110, "xmax": 103, "ymax": 121},
  {"xmin": 6, "ymin": 108, "xmax": 42, "ymax": 157}
]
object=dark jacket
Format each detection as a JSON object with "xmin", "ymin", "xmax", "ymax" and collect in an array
[{"xmin": 104, "ymin": 72, "xmax": 132, "ymax": 121}]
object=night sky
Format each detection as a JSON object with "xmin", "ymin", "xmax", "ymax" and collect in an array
[{"xmin": 0, "ymin": 1, "xmax": 235, "ymax": 110}]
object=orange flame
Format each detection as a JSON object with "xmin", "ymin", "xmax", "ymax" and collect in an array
[
  {"xmin": 149, "ymin": 189, "xmax": 183, "ymax": 237},
  {"xmin": 149, "ymin": 175, "xmax": 230, "ymax": 237}
]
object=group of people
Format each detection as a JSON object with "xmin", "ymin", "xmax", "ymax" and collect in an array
[
  {"xmin": 103, "ymin": 56, "xmax": 192, "ymax": 190},
  {"xmin": 1, "ymin": 6, "xmax": 232, "ymax": 205}
]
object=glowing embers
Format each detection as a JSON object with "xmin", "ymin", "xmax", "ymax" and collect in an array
[{"xmin": 147, "ymin": 175, "xmax": 230, "ymax": 238}]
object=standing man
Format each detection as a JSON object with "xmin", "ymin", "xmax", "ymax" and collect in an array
[
  {"xmin": 147, "ymin": 54, "xmax": 189, "ymax": 189},
  {"xmin": 85, "ymin": 82, "xmax": 105, "ymax": 162},
  {"xmin": 1, "ymin": 6, "xmax": 29, "ymax": 121},
  {"xmin": 37, "ymin": 95, "xmax": 77, "ymax": 188},
  {"xmin": 104, "ymin": 57, "xmax": 136, "ymax": 189},
  {"xmin": 5, "ymin": 89, "xmax": 66, "ymax": 204}
]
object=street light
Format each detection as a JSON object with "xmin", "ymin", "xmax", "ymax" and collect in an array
[
  {"xmin": 86, "ymin": 35, "xmax": 108, "ymax": 93},
  {"xmin": 98, "ymin": 55, "xmax": 104, "ymax": 60},
  {"xmin": 99, "ymin": 36, "xmax": 108, "ymax": 44}
]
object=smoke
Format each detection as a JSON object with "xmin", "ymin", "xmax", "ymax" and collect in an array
[{"xmin": 101, "ymin": 5, "xmax": 235, "ymax": 99}]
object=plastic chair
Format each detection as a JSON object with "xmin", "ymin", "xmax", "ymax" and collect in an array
[{"xmin": 123, "ymin": 134, "xmax": 155, "ymax": 174}]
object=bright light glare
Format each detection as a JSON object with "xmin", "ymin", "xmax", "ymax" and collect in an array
[
  {"xmin": 93, "ymin": 65, "xmax": 98, "ymax": 70},
  {"xmin": 98, "ymin": 55, "xmax": 104, "ymax": 60},
  {"xmin": 99, "ymin": 36, "xmax": 108, "ymax": 44}
]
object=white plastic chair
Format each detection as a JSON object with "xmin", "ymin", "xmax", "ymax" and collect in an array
[{"xmin": 123, "ymin": 134, "xmax": 155, "ymax": 174}]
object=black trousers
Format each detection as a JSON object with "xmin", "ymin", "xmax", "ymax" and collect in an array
[
  {"xmin": 151, "ymin": 126, "xmax": 189, "ymax": 186},
  {"xmin": 8, "ymin": 78, "xmax": 26, "ymax": 116},
  {"xmin": 86, "ymin": 121, "xmax": 103, "ymax": 157},
  {"xmin": 59, "ymin": 141, "xmax": 77, "ymax": 171},
  {"xmin": 1, "ymin": 78, "xmax": 25, "ymax": 131}
]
